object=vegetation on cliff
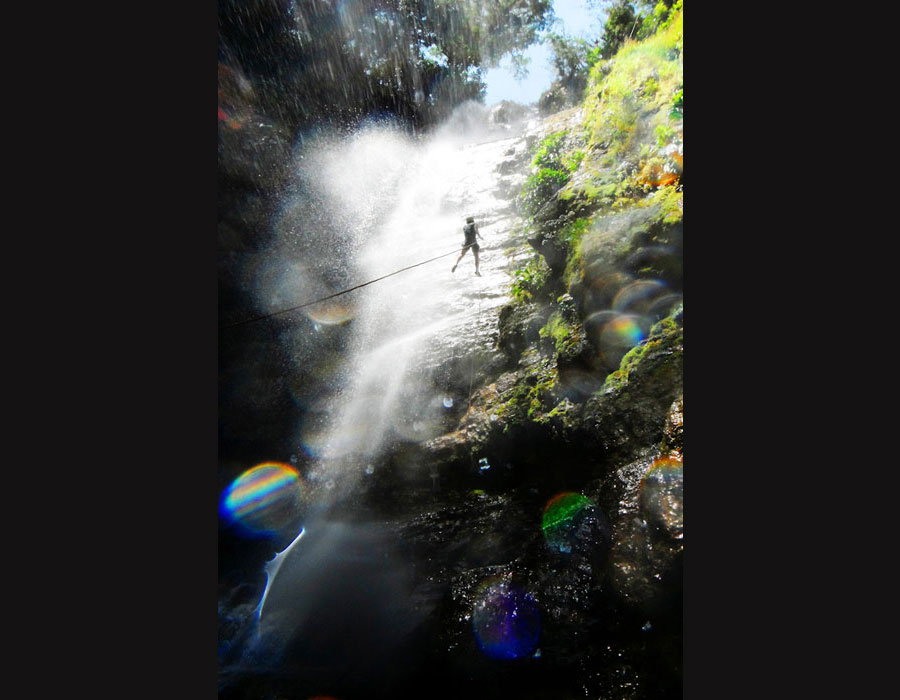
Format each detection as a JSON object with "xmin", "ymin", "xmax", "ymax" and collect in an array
[{"xmin": 497, "ymin": 4, "xmax": 682, "ymax": 435}]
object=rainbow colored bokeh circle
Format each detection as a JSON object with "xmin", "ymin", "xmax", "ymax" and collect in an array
[
  {"xmin": 219, "ymin": 462, "xmax": 305, "ymax": 535},
  {"xmin": 472, "ymin": 577, "xmax": 541, "ymax": 660}
]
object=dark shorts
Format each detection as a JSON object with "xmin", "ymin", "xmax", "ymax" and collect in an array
[{"xmin": 464, "ymin": 241, "xmax": 479, "ymax": 253}]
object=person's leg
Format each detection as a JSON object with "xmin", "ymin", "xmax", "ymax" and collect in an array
[
  {"xmin": 451, "ymin": 247, "xmax": 467, "ymax": 272},
  {"xmin": 474, "ymin": 249, "xmax": 481, "ymax": 275}
]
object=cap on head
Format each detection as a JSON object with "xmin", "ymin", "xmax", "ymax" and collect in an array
[{"xmin": 466, "ymin": 216, "xmax": 474, "ymax": 223}]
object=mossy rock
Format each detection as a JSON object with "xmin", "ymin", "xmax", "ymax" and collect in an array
[
  {"xmin": 496, "ymin": 301, "xmax": 551, "ymax": 364},
  {"xmin": 576, "ymin": 304, "xmax": 683, "ymax": 464}
]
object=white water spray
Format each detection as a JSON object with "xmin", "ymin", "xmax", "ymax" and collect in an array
[{"xmin": 297, "ymin": 104, "xmax": 536, "ymax": 490}]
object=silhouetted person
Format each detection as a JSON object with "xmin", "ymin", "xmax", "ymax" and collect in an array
[{"xmin": 452, "ymin": 216, "xmax": 483, "ymax": 276}]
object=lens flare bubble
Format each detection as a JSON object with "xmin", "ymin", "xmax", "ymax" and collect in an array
[
  {"xmin": 472, "ymin": 577, "xmax": 541, "ymax": 660},
  {"xmin": 646, "ymin": 292, "xmax": 683, "ymax": 322},
  {"xmin": 583, "ymin": 310, "xmax": 619, "ymax": 339},
  {"xmin": 220, "ymin": 463, "xmax": 304, "ymax": 535},
  {"xmin": 252, "ymin": 257, "xmax": 316, "ymax": 317},
  {"xmin": 640, "ymin": 456, "xmax": 683, "ymax": 539},
  {"xmin": 443, "ymin": 397, "xmax": 454, "ymax": 408},
  {"xmin": 612, "ymin": 279, "xmax": 668, "ymax": 315},
  {"xmin": 583, "ymin": 269, "xmax": 633, "ymax": 313},
  {"xmin": 585, "ymin": 312, "xmax": 651, "ymax": 369},
  {"xmin": 541, "ymin": 492, "xmax": 611, "ymax": 556},
  {"xmin": 604, "ymin": 314, "xmax": 647, "ymax": 346},
  {"xmin": 304, "ymin": 300, "xmax": 355, "ymax": 326}
]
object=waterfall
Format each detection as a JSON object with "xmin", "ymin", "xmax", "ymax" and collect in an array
[
  {"xmin": 292, "ymin": 103, "xmax": 537, "ymax": 501},
  {"xmin": 226, "ymin": 103, "xmax": 542, "ymax": 672}
]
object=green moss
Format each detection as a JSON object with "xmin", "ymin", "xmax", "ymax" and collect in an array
[
  {"xmin": 561, "ymin": 217, "xmax": 591, "ymax": 249},
  {"xmin": 559, "ymin": 160, "xmax": 620, "ymax": 208},
  {"xmin": 641, "ymin": 184, "xmax": 683, "ymax": 224},
  {"xmin": 563, "ymin": 248, "xmax": 585, "ymax": 292},
  {"xmin": 540, "ymin": 312, "xmax": 576, "ymax": 355},
  {"xmin": 602, "ymin": 304, "xmax": 683, "ymax": 393},
  {"xmin": 493, "ymin": 361, "xmax": 559, "ymax": 426}
]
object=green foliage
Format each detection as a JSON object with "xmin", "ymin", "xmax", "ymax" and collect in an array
[
  {"xmin": 637, "ymin": 1, "xmax": 680, "ymax": 40},
  {"xmin": 521, "ymin": 131, "xmax": 577, "ymax": 215},
  {"xmin": 655, "ymin": 123, "xmax": 675, "ymax": 147},
  {"xmin": 670, "ymin": 86, "xmax": 683, "ymax": 120},
  {"xmin": 599, "ymin": 0, "xmax": 641, "ymax": 59},
  {"xmin": 561, "ymin": 217, "xmax": 591, "ymax": 249},
  {"xmin": 545, "ymin": 31, "xmax": 603, "ymax": 101},
  {"xmin": 533, "ymin": 131, "xmax": 569, "ymax": 169},
  {"xmin": 658, "ymin": 0, "xmax": 683, "ymax": 33},
  {"xmin": 510, "ymin": 257, "xmax": 550, "ymax": 302},
  {"xmin": 564, "ymin": 149, "xmax": 586, "ymax": 173},
  {"xmin": 522, "ymin": 168, "xmax": 568, "ymax": 216},
  {"xmin": 582, "ymin": 4, "xmax": 683, "ymax": 159}
]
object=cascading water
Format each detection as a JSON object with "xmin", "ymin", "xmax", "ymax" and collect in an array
[
  {"xmin": 220, "ymin": 102, "xmax": 546, "ymax": 693},
  {"xmin": 285, "ymin": 104, "xmax": 539, "ymax": 500}
]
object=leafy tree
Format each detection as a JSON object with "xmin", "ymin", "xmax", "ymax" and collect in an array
[
  {"xmin": 588, "ymin": 1, "xmax": 679, "ymax": 58},
  {"xmin": 546, "ymin": 32, "xmax": 599, "ymax": 96},
  {"xmin": 636, "ymin": 0, "xmax": 681, "ymax": 40},
  {"xmin": 218, "ymin": 0, "xmax": 555, "ymax": 133},
  {"xmin": 598, "ymin": 0, "xmax": 641, "ymax": 59}
]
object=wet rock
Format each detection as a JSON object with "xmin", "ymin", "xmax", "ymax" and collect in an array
[
  {"xmin": 641, "ymin": 455, "xmax": 683, "ymax": 543},
  {"xmin": 496, "ymin": 301, "xmax": 550, "ymax": 363},
  {"xmin": 577, "ymin": 306, "xmax": 683, "ymax": 465},
  {"xmin": 659, "ymin": 395, "xmax": 683, "ymax": 458},
  {"xmin": 218, "ymin": 115, "xmax": 291, "ymax": 192},
  {"xmin": 527, "ymin": 231, "xmax": 569, "ymax": 273},
  {"xmin": 537, "ymin": 83, "xmax": 569, "ymax": 116},
  {"xmin": 490, "ymin": 100, "xmax": 529, "ymax": 125},
  {"xmin": 605, "ymin": 450, "xmax": 683, "ymax": 617}
]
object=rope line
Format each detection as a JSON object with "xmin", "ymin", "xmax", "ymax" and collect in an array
[{"xmin": 220, "ymin": 243, "xmax": 475, "ymax": 331}]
